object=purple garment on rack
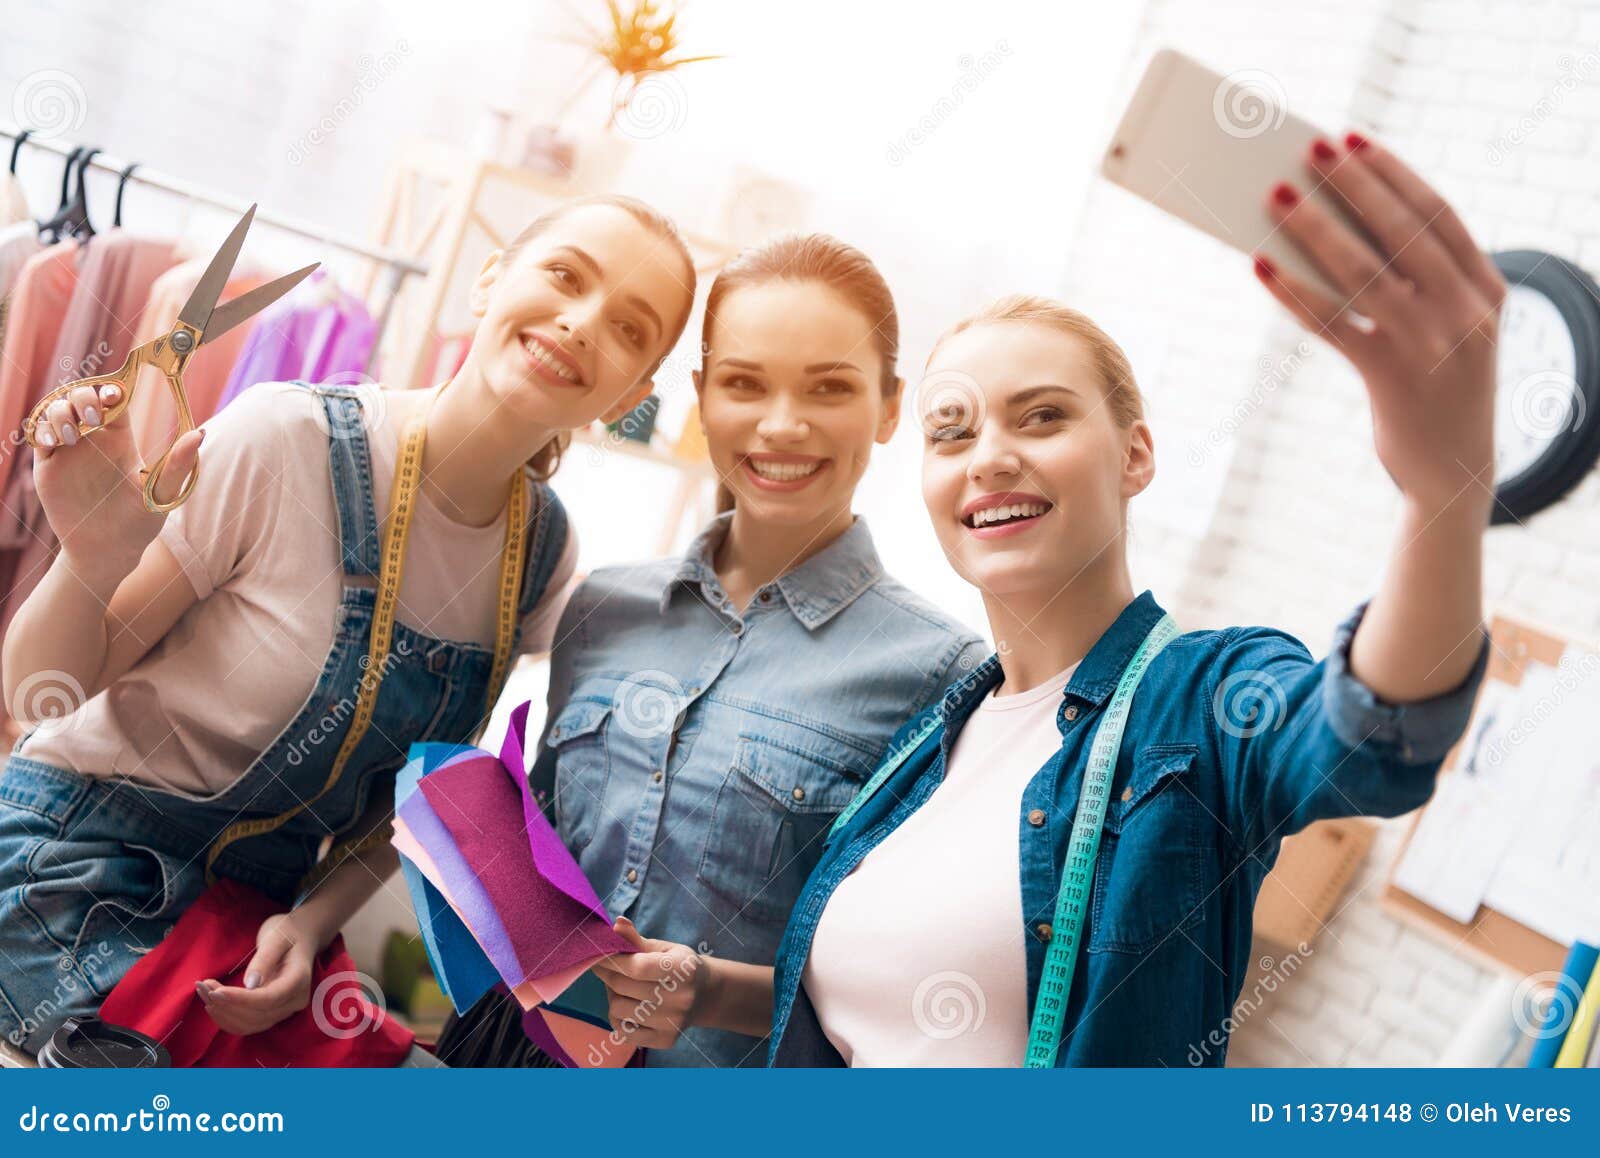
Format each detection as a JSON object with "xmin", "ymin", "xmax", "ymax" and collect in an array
[{"xmin": 217, "ymin": 268, "xmax": 376, "ymax": 406}]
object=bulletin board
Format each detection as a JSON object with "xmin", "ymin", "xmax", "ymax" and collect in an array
[{"xmin": 1380, "ymin": 614, "xmax": 1585, "ymax": 977}]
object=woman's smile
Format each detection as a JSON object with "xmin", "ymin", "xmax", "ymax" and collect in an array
[
  {"xmin": 741, "ymin": 452, "xmax": 832, "ymax": 491},
  {"xmin": 960, "ymin": 490, "xmax": 1054, "ymax": 539},
  {"xmin": 518, "ymin": 330, "xmax": 587, "ymax": 389}
]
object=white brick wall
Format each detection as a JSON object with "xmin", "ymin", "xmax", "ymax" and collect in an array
[{"xmin": 1065, "ymin": 0, "xmax": 1600, "ymax": 1065}]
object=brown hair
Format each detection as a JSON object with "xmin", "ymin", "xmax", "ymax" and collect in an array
[
  {"xmin": 701, "ymin": 233, "xmax": 900, "ymax": 511},
  {"xmin": 501, "ymin": 194, "xmax": 697, "ymax": 481},
  {"xmin": 929, "ymin": 294, "xmax": 1145, "ymax": 428}
]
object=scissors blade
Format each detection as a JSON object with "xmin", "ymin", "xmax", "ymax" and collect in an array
[
  {"xmin": 198, "ymin": 262, "xmax": 319, "ymax": 346},
  {"xmin": 177, "ymin": 204, "xmax": 259, "ymax": 334}
]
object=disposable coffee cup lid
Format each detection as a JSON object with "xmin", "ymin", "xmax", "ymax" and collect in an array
[{"xmin": 36, "ymin": 1017, "xmax": 171, "ymax": 1068}]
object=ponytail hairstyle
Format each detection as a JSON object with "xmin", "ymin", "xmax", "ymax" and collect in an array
[
  {"xmin": 498, "ymin": 193, "xmax": 696, "ymax": 482},
  {"xmin": 700, "ymin": 233, "xmax": 900, "ymax": 512},
  {"xmin": 928, "ymin": 294, "xmax": 1145, "ymax": 429}
]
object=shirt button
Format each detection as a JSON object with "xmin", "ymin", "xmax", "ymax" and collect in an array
[
  {"xmin": 791, "ymin": 786, "xmax": 805, "ymax": 803},
  {"xmin": 626, "ymin": 868, "xmax": 638, "ymax": 884},
  {"xmin": 759, "ymin": 591, "xmax": 772, "ymax": 603},
  {"xmin": 1063, "ymin": 705, "xmax": 1078, "ymax": 721},
  {"xmin": 1035, "ymin": 922, "xmax": 1053, "ymax": 942},
  {"xmin": 731, "ymin": 622, "xmax": 744, "ymax": 636},
  {"xmin": 1027, "ymin": 808, "xmax": 1046, "ymax": 827},
  {"xmin": 1121, "ymin": 786, "xmax": 1133, "ymax": 803}
]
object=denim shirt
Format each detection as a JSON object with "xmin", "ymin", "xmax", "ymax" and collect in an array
[
  {"xmin": 769, "ymin": 591, "xmax": 1489, "ymax": 1067},
  {"xmin": 530, "ymin": 514, "xmax": 986, "ymax": 1068}
]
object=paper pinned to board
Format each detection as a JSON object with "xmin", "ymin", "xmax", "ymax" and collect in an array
[{"xmin": 1394, "ymin": 647, "xmax": 1600, "ymax": 942}]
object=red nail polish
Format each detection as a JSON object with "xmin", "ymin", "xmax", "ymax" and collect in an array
[
  {"xmin": 1311, "ymin": 138, "xmax": 1337, "ymax": 161},
  {"xmin": 1253, "ymin": 256, "xmax": 1276, "ymax": 280},
  {"xmin": 1345, "ymin": 131, "xmax": 1370, "ymax": 153},
  {"xmin": 1272, "ymin": 182, "xmax": 1298, "ymax": 206}
]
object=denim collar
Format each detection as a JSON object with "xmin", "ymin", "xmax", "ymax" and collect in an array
[
  {"xmin": 657, "ymin": 513, "xmax": 885, "ymax": 631},
  {"xmin": 938, "ymin": 590, "xmax": 1170, "ymax": 730}
]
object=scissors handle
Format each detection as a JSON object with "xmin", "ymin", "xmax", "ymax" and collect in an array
[{"xmin": 22, "ymin": 328, "xmax": 201, "ymax": 513}]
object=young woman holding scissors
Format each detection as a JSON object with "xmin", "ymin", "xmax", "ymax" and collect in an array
[
  {"xmin": 606, "ymin": 134, "xmax": 1501, "ymax": 1067},
  {"xmin": 0, "ymin": 194, "xmax": 697, "ymax": 1054}
]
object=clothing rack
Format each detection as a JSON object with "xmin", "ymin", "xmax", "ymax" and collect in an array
[{"xmin": 0, "ymin": 122, "xmax": 429, "ymax": 371}]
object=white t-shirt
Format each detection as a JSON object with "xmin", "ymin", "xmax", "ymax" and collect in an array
[
  {"xmin": 803, "ymin": 659, "xmax": 1079, "ymax": 1066},
  {"xmin": 21, "ymin": 381, "xmax": 576, "ymax": 796}
]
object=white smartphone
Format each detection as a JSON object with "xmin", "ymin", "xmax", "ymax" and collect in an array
[{"xmin": 1099, "ymin": 48, "xmax": 1368, "ymax": 301}]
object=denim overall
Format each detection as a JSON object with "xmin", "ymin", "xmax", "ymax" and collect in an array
[{"xmin": 0, "ymin": 381, "xmax": 569, "ymax": 1054}]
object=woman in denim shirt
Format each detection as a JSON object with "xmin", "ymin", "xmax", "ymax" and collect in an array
[
  {"xmin": 443, "ymin": 235, "xmax": 984, "ymax": 1069},
  {"xmin": 621, "ymin": 137, "xmax": 1501, "ymax": 1065}
]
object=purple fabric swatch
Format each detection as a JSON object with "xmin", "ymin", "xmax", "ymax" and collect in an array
[
  {"xmin": 418, "ymin": 753, "xmax": 633, "ymax": 979},
  {"xmin": 501, "ymin": 700, "xmax": 612, "ymax": 922}
]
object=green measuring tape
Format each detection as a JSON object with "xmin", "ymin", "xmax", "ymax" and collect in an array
[
  {"xmin": 828, "ymin": 708, "xmax": 943, "ymax": 839},
  {"xmin": 825, "ymin": 614, "xmax": 1178, "ymax": 1067},
  {"xmin": 1024, "ymin": 612, "xmax": 1178, "ymax": 1067}
]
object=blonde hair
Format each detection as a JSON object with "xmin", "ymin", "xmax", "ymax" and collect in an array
[
  {"xmin": 502, "ymin": 194, "xmax": 698, "ymax": 481},
  {"xmin": 702, "ymin": 233, "xmax": 900, "ymax": 512},
  {"xmin": 930, "ymin": 294, "xmax": 1145, "ymax": 428}
]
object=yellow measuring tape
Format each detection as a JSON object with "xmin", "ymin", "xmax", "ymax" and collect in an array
[{"xmin": 204, "ymin": 386, "xmax": 528, "ymax": 891}]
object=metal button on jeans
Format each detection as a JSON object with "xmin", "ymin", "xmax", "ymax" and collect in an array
[
  {"xmin": 427, "ymin": 648, "xmax": 449, "ymax": 674},
  {"xmin": 1063, "ymin": 705, "xmax": 1078, "ymax": 721},
  {"xmin": 1035, "ymin": 922, "xmax": 1054, "ymax": 942},
  {"xmin": 791, "ymin": 786, "xmax": 805, "ymax": 802},
  {"xmin": 1027, "ymin": 808, "xmax": 1046, "ymax": 827},
  {"xmin": 652, "ymin": 771, "xmax": 663, "ymax": 783},
  {"xmin": 1121, "ymin": 786, "xmax": 1133, "ymax": 802},
  {"xmin": 626, "ymin": 868, "xmax": 639, "ymax": 883}
]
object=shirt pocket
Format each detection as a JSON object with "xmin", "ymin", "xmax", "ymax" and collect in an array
[
  {"xmin": 697, "ymin": 726, "xmax": 871, "ymax": 927},
  {"xmin": 545, "ymin": 697, "xmax": 613, "ymax": 850},
  {"xmin": 1088, "ymin": 743, "xmax": 1206, "ymax": 955}
]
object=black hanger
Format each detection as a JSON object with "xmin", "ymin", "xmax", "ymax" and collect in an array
[
  {"xmin": 8, "ymin": 128, "xmax": 33, "ymax": 175},
  {"xmin": 37, "ymin": 145, "xmax": 80, "ymax": 241},
  {"xmin": 113, "ymin": 162, "xmax": 138, "ymax": 227},
  {"xmin": 40, "ymin": 146, "xmax": 98, "ymax": 244}
]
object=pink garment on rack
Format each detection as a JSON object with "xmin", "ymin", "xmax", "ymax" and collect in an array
[
  {"xmin": 129, "ymin": 258, "xmax": 266, "ymax": 461},
  {"xmin": 0, "ymin": 241, "xmax": 79, "ymax": 724},
  {"xmin": 47, "ymin": 231, "xmax": 177, "ymax": 384},
  {"xmin": 218, "ymin": 268, "xmax": 376, "ymax": 407},
  {"xmin": 1, "ymin": 234, "xmax": 174, "ymax": 713}
]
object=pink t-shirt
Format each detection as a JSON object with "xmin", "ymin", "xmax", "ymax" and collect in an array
[{"xmin": 20, "ymin": 380, "xmax": 576, "ymax": 797}]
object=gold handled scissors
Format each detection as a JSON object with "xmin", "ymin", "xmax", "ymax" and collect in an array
[{"xmin": 22, "ymin": 204, "xmax": 318, "ymax": 512}]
